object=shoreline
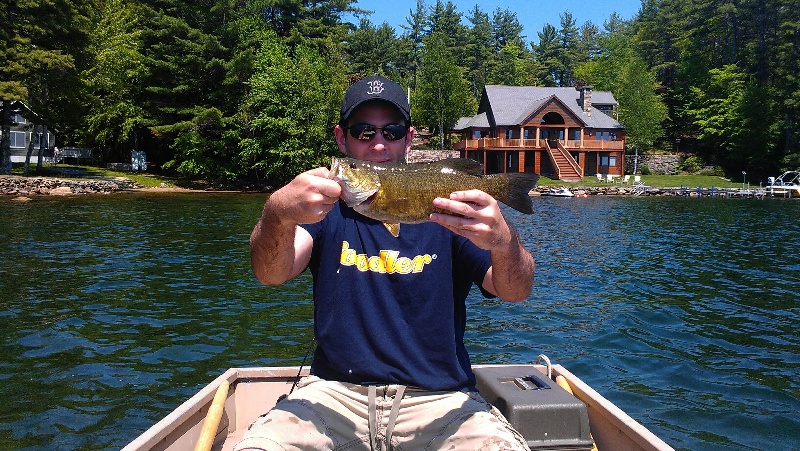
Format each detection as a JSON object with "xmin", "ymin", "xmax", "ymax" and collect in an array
[
  {"xmin": 0, "ymin": 175, "xmax": 245, "ymax": 199},
  {"xmin": 0, "ymin": 174, "xmax": 770, "ymax": 201}
]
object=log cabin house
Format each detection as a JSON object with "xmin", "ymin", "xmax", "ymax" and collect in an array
[{"xmin": 452, "ymin": 85, "xmax": 625, "ymax": 181}]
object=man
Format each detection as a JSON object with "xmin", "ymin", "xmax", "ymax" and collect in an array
[{"xmin": 239, "ymin": 75, "xmax": 534, "ymax": 450}]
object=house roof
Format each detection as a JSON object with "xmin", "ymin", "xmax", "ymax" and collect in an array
[
  {"xmin": 453, "ymin": 112, "xmax": 490, "ymax": 130},
  {"xmin": 453, "ymin": 85, "xmax": 623, "ymax": 131},
  {"xmin": 1, "ymin": 100, "xmax": 42, "ymax": 123}
]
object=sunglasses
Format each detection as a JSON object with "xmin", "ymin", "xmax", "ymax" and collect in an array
[{"xmin": 344, "ymin": 123, "xmax": 408, "ymax": 141}]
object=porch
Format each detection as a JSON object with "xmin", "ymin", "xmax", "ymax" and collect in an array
[{"xmin": 453, "ymin": 137, "xmax": 625, "ymax": 181}]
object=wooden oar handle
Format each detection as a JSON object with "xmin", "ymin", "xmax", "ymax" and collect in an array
[{"xmin": 194, "ymin": 380, "xmax": 230, "ymax": 451}]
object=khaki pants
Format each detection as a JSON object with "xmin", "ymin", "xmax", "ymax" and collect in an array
[{"xmin": 234, "ymin": 375, "xmax": 530, "ymax": 451}]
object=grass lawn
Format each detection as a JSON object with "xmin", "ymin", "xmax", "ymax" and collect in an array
[
  {"xmin": 12, "ymin": 163, "xmax": 179, "ymax": 188},
  {"xmin": 538, "ymin": 174, "xmax": 741, "ymax": 189},
  {"xmin": 81, "ymin": 166, "xmax": 180, "ymax": 188}
]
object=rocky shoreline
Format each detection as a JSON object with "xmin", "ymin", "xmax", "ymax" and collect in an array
[
  {"xmin": 1, "ymin": 175, "xmax": 142, "ymax": 197},
  {"xmin": 532, "ymin": 185, "xmax": 647, "ymax": 196}
]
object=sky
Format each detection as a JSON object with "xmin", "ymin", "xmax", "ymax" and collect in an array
[{"xmin": 343, "ymin": 0, "xmax": 643, "ymax": 44}]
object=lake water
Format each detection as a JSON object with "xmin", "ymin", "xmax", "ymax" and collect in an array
[{"xmin": 0, "ymin": 192, "xmax": 798, "ymax": 450}]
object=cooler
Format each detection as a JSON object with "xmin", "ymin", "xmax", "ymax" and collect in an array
[{"xmin": 474, "ymin": 365, "xmax": 594, "ymax": 450}]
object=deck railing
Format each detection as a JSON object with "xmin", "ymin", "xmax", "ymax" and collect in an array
[{"xmin": 454, "ymin": 138, "xmax": 624, "ymax": 151}]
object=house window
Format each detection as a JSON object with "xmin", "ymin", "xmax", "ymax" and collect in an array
[
  {"xmin": 12, "ymin": 114, "xmax": 26, "ymax": 124},
  {"xmin": 505, "ymin": 129, "xmax": 513, "ymax": 139},
  {"xmin": 33, "ymin": 132, "xmax": 49, "ymax": 148},
  {"xmin": 595, "ymin": 131, "xmax": 611, "ymax": 141},
  {"xmin": 599, "ymin": 154, "xmax": 618, "ymax": 167},
  {"xmin": 572, "ymin": 130, "xmax": 581, "ymax": 140},
  {"xmin": 10, "ymin": 131, "xmax": 26, "ymax": 148}
]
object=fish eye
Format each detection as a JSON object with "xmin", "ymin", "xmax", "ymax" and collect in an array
[{"xmin": 349, "ymin": 163, "xmax": 356, "ymax": 169}]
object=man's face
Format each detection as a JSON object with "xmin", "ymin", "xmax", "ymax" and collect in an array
[{"xmin": 334, "ymin": 100, "xmax": 413, "ymax": 164}]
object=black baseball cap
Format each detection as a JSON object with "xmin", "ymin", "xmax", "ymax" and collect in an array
[{"xmin": 340, "ymin": 75, "xmax": 410, "ymax": 125}]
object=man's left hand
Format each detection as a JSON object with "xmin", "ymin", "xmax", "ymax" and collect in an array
[{"xmin": 430, "ymin": 190, "xmax": 513, "ymax": 251}]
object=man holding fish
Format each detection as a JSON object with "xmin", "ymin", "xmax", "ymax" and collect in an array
[{"xmin": 241, "ymin": 76, "xmax": 536, "ymax": 450}]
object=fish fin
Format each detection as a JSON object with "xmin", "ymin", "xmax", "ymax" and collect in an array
[
  {"xmin": 499, "ymin": 172, "xmax": 540, "ymax": 214},
  {"xmin": 383, "ymin": 222, "xmax": 400, "ymax": 237},
  {"xmin": 433, "ymin": 158, "xmax": 484, "ymax": 176}
]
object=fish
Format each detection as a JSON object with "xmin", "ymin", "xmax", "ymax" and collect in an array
[{"xmin": 330, "ymin": 157, "xmax": 539, "ymax": 236}]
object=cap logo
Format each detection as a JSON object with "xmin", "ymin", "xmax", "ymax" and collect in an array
[{"xmin": 366, "ymin": 80, "xmax": 384, "ymax": 95}]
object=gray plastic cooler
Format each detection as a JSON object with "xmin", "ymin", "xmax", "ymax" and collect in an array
[{"xmin": 474, "ymin": 365, "xmax": 594, "ymax": 450}]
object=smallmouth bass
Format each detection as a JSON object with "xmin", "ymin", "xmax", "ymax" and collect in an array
[{"xmin": 330, "ymin": 157, "xmax": 539, "ymax": 236}]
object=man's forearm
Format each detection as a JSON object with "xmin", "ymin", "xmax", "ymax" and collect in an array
[
  {"xmin": 250, "ymin": 200, "xmax": 299, "ymax": 286},
  {"xmin": 490, "ymin": 227, "xmax": 534, "ymax": 302}
]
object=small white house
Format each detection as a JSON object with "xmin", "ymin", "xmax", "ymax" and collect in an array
[{"xmin": 2, "ymin": 100, "xmax": 57, "ymax": 163}]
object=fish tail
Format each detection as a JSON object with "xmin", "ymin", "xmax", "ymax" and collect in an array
[{"xmin": 495, "ymin": 173, "xmax": 540, "ymax": 214}]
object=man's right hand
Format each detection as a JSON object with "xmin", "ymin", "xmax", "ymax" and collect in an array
[
  {"xmin": 250, "ymin": 167, "xmax": 341, "ymax": 286},
  {"xmin": 265, "ymin": 167, "xmax": 342, "ymax": 226}
]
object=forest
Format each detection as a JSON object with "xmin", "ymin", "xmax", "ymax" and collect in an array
[{"xmin": 1, "ymin": 0, "xmax": 798, "ymax": 185}]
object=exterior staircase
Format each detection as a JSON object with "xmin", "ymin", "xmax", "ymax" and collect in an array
[{"xmin": 546, "ymin": 141, "xmax": 583, "ymax": 181}]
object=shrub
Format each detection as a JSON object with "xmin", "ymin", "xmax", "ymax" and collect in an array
[
  {"xmin": 680, "ymin": 155, "xmax": 704, "ymax": 173},
  {"xmin": 696, "ymin": 165, "xmax": 724, "ymax": 176}
]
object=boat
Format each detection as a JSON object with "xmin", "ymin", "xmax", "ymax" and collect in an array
[
  {"xmin": 541, "ymin": 187, "xmax": 575, "ymax": 197},
  {"xmin": 122, "ymin": 362, "xmax": 674, "ymax": 451},
  {"xmin": 765, "ymin": 170, "xmax": 800, "ymax": 197}
]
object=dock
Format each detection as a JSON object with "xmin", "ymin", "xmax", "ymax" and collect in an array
[{"xmin": 532, "ymin": 184, "xmax": 785, "ymax": 199}]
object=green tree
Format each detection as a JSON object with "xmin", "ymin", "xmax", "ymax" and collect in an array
[
  {"xmin": 414, "ymin": 32, "xmax": 475, "ymax": 149},
  {"xmin": 617, "ymin": 55, "xmax": 668, "ymax": 154},
  {"xmin": 687, "ymin": 64, "xmax": 779, "ymax": 174},
  {"xmin": 575, "ymin": 22, "xmax": 667, "ymax": 156},
  {"xmin": 344, "ymin": 19, "xmax": 400, "ymax": 79},
  {"xmin": 0, "ymin": 0, "xmax": 83, "ymax": 174},
  {"xmin": 81, "ymin": 0, "xmax": 148, "ymax": 163},
  {"xmin": 464, "ymin": 5, "xmax": 493, "ymax": 97},
  {"xmin": 249, "ymin": 0, "xmax": 359, "ymax": 44},
  {"xmin": 399, "ymin": 0, "xmax": 428, "ymax": 89},
  {"xmin": 138, "ymin": 6, "xmax": 229, "ymax": 165},
  {"xmin": 238, "ymin": 30, "xmax": 347, "ymax": 184},
  {"xmin": 490, "ymin": 42, "xmax": 538, "ymax": 86},
  {"xmin": 491, "ymin": 8, "xmax": 526, "ymax": 52},
  {"xmin": 772, "ymin": 0, "xmax": 800, "ymax": 171},
  {"xmin": 577, "ymin": 20, "xmax": 601, "ymax": 62},
  {"xmin": 532, "ymin": 24, "xmax": 561, "ymax": 87},
  {"xmin": 426, "ymin": 0, "xmax": 467, "ymax": 62},
  {"xmin": 555, "ymin": 12, "xmax": 580, "ymax": 87},
  {"xmin": 629, "ymin": 0, "xmax": 799, "ymax": 179},
  {"xmin": 486, "ymin": 8, "xmax": 533, "ymax": 86}
]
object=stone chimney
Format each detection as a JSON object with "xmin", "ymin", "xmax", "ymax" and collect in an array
[{"xmin": 578, "ymin": 85, "xmax": 593, "ymax": 116}]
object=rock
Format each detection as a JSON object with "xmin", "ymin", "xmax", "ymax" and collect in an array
[{"xmin": 50, "ymin": 186, "xmax": 73, "ymax": 195}]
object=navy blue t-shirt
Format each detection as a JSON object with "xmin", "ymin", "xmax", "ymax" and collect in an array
[{"xmin": 299, "ymin": 202, "xmax": 491, "ymax": 391}]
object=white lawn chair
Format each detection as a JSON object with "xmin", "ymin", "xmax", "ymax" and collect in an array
[
  {"xmin": 606, "ymin": 174, "xmax": 615, "ymax": 183},
  {"xmin": 621, "ymin": 175, "xmax": 630, "ymax": 184},
  {"xmin": 632, "ymin": 175, "xmax": 646, "ymax": 195},
  {"xmin": 596, "ymin": 173, "xmax": 603, "ymax": 182}
]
